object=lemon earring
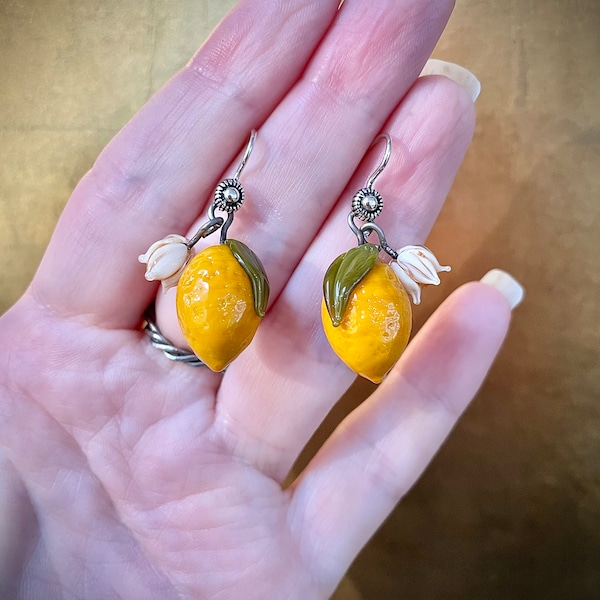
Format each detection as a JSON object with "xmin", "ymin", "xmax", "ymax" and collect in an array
[
  {"xmin": 321, "ymin": 133, "xmax": 450, "ymax": 384},
  {"xmin": 139, "ymin": 130, "xmax": 269, "ymax": 371}
]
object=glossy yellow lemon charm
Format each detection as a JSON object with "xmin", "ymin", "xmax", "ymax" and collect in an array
[
  {"xmin": 322, "ymin": 244, "xmax": 412, "ymax": 384},
  {"xmin": 176, "ymin": 240, "xmax": 269, "ymax": 372}
]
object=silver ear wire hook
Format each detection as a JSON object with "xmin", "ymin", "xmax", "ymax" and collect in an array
[
  {"xmin": 208, "ymin": 130, "xmax": 258, "ymax": 242},
  {"xmin": 350, "ymin": 133, "xmax": 391, "ymax": 224},
  {"xmin": 184, "ymin": 130, "xmax": 258, "ymax": 249},
  {"xmin": 233, "ymin": 129, "xmax": 257, "ymax": 181},
  {"xmin": 364, "ymin": 133, "xmax": 391, "ymax": 189},
  {"xmin": 348, "ymin": 133, "xmax": 398, "ymax": 259}
]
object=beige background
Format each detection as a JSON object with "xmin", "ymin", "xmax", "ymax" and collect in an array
[{"xmin": 1, "ymin": 1, "xmax": 599, "ymax": 598}]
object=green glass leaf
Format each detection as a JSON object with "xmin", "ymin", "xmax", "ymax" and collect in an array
[
  {"xmin": 225, "ymin": 239, "xmax": 270, "ymax": 318},
  {"xmin": 323, "ymin": 244, "xmax": 379, "ymax": 326},
  {"xmin": 323, "ymin": 252, "xmax": 345, "ymax": 323}
]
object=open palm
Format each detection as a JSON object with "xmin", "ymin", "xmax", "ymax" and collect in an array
[{"xmin": 0, "ymin": 0, "xmax": 511, "ymax": 598}]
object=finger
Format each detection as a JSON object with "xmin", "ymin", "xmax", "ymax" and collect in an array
[
  {"xmin": 215, "ymin": 75, "xmax": 475, "ymax": 480},
  {"xmin": 289, "ymin": 282, "xmax": 512, "ymax": 591},
  {"xmin": 157, "ymin": 0, "xmax": 455, "ymax": 345},
  {"xmin": 30, "ymin": 0, "xmax": 341, "ymax": 328}
]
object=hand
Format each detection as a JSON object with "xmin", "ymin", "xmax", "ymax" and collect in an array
[{"xmin": 0, "ymin": 0, "xmax": 513, "ymax": 598}]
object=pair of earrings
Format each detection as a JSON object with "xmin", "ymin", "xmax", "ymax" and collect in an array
[{"xmin": 139, "ymin": 131, "xmax": 449, "ymax": 383}]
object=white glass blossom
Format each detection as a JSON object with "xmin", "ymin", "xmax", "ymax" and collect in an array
[
  {"xmin": 138, "ymin": 234, "xmax": 191, "ymax": 292},
  {"xmin": 391, "ymin": 245, "xmax": 451, "ymax": 304}
]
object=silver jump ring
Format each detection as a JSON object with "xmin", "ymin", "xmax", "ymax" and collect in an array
[{"xmin": 143, "ymin": 311, "xmax": 205, "ymax": 367}]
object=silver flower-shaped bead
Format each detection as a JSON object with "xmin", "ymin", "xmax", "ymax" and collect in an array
[
  {"xmin": 138, "ymin": 234, "xmax": 192, "ymax": 292},
  {"xmin": 391, "ymin": 245, "xmax": 451, "ymax": 304}
]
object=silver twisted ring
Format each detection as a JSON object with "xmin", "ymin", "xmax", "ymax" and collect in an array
[{"xmin": 143, "ymin": 311, "xmax": 205, "ymax": 367}]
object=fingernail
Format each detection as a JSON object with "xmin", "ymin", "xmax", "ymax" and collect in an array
[
  {"xmin": 480, "ymin": 269, "xmax": 525, "ymax": 310},
  {"xmin": 420, "ymin": 59, "xmax": 481, "ymax": 102}
]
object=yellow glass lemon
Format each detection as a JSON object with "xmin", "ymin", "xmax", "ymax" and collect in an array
[
  {"xmin": 176, "ymin": 243, "xmax": 266, "ymax": 372},
  {"xmin": 322, "ymin": 259, "xmax": 412, "ymax": 384}
]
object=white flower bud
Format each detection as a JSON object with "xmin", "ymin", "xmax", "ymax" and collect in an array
[
  {"xmin": 392, "ymin": 245, "xmax": 451, "ymax": 305},
  {"xmin": 391, "ymin": 262, "xmax": 423, "ymax": 304},
  {"xmin": 138, "ymin": 234, "xmax": 192, "ymax": 292}
]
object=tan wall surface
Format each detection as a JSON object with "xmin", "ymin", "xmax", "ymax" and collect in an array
[{"xmin": 1, "ymin": 1, "xmax": 599, "ymax": 598}]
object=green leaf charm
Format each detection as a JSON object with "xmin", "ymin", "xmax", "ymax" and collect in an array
[
  {"xmin": 225, "ymin": 239, "xmax": 270, "ymax": 318},
  {"xmin": 323, "ymin": 244, "xmax": 379, "ymax": 326}
]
